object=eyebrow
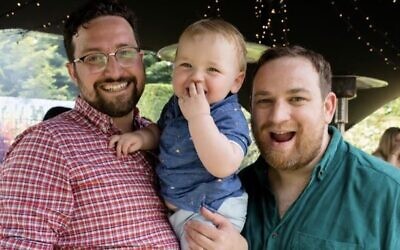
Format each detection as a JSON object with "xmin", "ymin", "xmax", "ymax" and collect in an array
[
  {"xmin": 79, "ymin": 43, "xmax": 134, "ymax": 55},
  {"xmin": 253, "ymin": 88, "xmax": 310, "ymax": 97},
  {"xmin": 253, "ymin": 90, "xmax": 271, "ymax": 97},
  {"xmin": 287, "ymin": 88, "xmax": 310, "ymax": 94}
]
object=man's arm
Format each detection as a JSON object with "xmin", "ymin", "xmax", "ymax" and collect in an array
[
  {"xmin": 185, "ymin": 207, "xmax": 248, "ymax": 250},
  {"xmin": 0, "ymin": 127, "xmax": 73, "ymax": 249}
]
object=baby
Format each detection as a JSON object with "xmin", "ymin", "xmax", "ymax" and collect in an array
[{"xmin": 109, "ymin": 19, "xmax": 251, "ymax": 249}]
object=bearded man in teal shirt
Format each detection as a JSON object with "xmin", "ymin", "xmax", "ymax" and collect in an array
[{"xmin": 185, "ymin": 45, "xmax": 400, "ymax": 250}]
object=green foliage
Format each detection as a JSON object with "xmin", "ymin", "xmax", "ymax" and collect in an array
[
  {"xmin": 345, "ymin": 97, "xmax": 400, "ymax": 153},
  {"xmin": 0, "ymin": 30, "xmax": 172, "ymax": 101},
  {"xmin": 137, "ymin": 83, "xmax": 173, "ymax": 122},
  {"xmin": 143, "ymin": 51, "xmax": 173, "ymax": 84},
  {"xmin": 143, "ymin": 51, "xmax": 159, "ymax": 67},
  {"xmin": 146, "ymin": 61, "xmax": 173, "ymax": 83},
  {"xmin": 0, "ymin": 29, "xmax": 76, "ymax": 100}
]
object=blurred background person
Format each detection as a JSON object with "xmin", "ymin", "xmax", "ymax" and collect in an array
[
  {"xmin": 372, "ymin": 126, "xmax": 400, "ymax": 168},
  {"xmin": 43, "ymin": 106, "xmax": 72, "ymax": 121}
]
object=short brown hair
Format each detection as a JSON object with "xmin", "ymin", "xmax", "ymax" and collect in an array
[
  {"xmin": 178, "ymin": 18, "xmax": 247, "ymax": 72},
  {"xmin": 253, "ymin": 45, "xmax": 332, "ymax": 98},
  {"xmin": 63, "ymin": 0, "xmax": 139, "ymax": 62}
]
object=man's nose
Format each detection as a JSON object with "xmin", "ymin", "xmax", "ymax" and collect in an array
[
  {"xmin": 103, "ymin": 55, "xmax": 123, "ymax": 78},
  {"xmin": 270, "ymin": 100, "xmax": 291, "ymax": 123}
]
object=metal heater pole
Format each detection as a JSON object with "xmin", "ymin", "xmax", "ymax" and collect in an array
[{"xmin": 335, "ymin": 97, "xmax": 348, "ymax": 134}]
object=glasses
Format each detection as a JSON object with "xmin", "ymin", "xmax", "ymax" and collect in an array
[{"xmin": 73, "ymin": 46, "xmax": 141, "ymax": 73}]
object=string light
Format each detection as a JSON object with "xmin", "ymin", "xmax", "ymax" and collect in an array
[
  {"xmin": 330, "ymin": 0, "xmax": 399, "ymax": 71},
  {"xmin": 0, "ymin": 1, "xmax": 40, "ymax": 19},
  {"xmin": 203, "ymin": 0, "xmax": 222, "ymax": 18},
  {"xmin": 38, "ymin": 15, "xmax": 69, "ymax": 31},
  {"xmin": 348, "ymin": 0, "xmax": 400, "ymax": 58},
  {"xmin": 0, "ymin": 1, "xmax": 68, "ymax": 34},
  {"xmin": 254, "ymin": 0, "xmax": 289, "ymax": 47}
]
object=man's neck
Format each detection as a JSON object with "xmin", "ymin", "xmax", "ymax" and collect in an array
[
  {"xmin": 268, "ymin": 129, "xmax": 332, "ymax": 218},
  {"xmin": 268, "ymin": 164, "xmax": 314, "ymax": 218},
  {"xmin": 112, "ymin": 111, "xmax": 134, "ymax": 133}
]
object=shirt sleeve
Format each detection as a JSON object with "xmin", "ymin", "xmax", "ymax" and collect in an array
[
  {"xmin": 0, "ymin": 125, "xmax": 74, "ymax": 249},
  {"xmin": 212, "ymin": 103, "xmax": 251, "ymax": 155}
]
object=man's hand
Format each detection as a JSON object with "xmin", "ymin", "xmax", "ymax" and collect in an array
[
  {"xmin": 178, "ymin": 82, "xmax": 210, "ymax": 121},
  {"xmin": 185, "ymin": 207, "xmax": 248, "ymax": 250}
]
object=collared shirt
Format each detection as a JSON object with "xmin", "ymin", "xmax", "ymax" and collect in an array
[
  {"xmin": 0, "ymin": 97, "xmax": 179, "ymax": 249},
  {"xmin": 240, "ymin": 126, "xmax": 400, "ymax": 250},
  {"xmin": 157, "ymin": 94, "xmax": 251, "ymax": 212}
]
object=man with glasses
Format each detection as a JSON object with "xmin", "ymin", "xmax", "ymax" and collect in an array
[{"xmin": 0, "ymin": 0, "xmax": 178, "ymax": 248}]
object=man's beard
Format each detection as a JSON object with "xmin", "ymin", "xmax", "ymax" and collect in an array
[
  {"xmin": 252, "ymin": 122, "xmax": 324, "ymax": 171},
  {"xmin": 88, "ymin": 76, "xmax": 142, "ymax": 117}
]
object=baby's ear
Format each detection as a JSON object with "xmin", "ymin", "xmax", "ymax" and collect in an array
[{"xmin": 230, "ymin": 71, "xmax": 245, "ymax": 93}]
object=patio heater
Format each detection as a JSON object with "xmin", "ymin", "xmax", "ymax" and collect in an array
[{"xmin": 332, "ymin": 75, "xmax": 388, "ymax": 134}]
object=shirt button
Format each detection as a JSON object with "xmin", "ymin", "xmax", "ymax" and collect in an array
[
  {"xmin": 271, "ymin": 232, "xmax": 278, "ymax": 238},
  {"xmin": 175, "ymin": 149, "xmax": 180, "ymax": 153}
]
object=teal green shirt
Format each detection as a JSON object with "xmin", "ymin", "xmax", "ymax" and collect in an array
[{"xmin": 240, "ymin": 126, "xmax": 400, "ymax": 249}]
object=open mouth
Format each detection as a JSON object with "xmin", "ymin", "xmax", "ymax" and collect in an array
[
  {"xmin": 270, "ymin": 131, "xmax": 295, "ymax": 143},
  {"xmin": 100, "ymin": 81, "xmax": 130, "ymax": 93}
]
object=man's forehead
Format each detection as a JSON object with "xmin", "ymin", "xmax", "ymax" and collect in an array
[
  {"xmin": 72, "ymin": 16, "xmax": 136, "ymax": 53},
  {"xmin": 74, "ymin": 16, "xmax": 134, "ymax": 39}
]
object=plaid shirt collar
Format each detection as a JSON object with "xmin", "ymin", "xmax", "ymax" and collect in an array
[{"xmin": 74, "ymin": 96, "xmax": 141, "ymax": 133}]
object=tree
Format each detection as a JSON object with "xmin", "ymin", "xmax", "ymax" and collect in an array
[{"xmin": 0, "ymin": 29, "xmax": 75, "ymax": 100}]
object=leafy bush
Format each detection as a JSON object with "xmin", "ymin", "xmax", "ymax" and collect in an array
[{"xmin": 345, "ymin": 97, "xmax": 400, "ymax": 153}]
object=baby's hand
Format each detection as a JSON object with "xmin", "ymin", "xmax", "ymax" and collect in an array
[
  {"xmin": 109, "ymin": 132, "xmax": 144, "ymax": 158},
  {"xmin": 178, "ymin": 82, "xmax": 210, "ymax": 121}
]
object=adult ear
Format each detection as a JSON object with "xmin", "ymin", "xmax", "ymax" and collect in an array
[
  {"xmin": 324, "ymin": 91, "xmax": 337, "ymax": 124},
  {"xmin": 230, "ymin": 71, "xmax": 245, "ymax": 94},
  {"xmin": 66, "ymin": 62, "xmax": 79, "ymax": 86}
]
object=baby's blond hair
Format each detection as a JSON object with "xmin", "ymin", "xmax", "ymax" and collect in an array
[{"xmin": 178, "ymin": 18, "xmax": 247, "ymax": 72}]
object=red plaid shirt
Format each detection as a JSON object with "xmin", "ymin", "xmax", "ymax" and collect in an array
[{"xmin": 0, "ymin": 97, "xmax": 178, "ymax": 249}]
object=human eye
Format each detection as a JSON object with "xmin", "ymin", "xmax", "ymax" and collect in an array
[
  {"xmin": 83, "ymin": 53, "xmax": 106, "ymax": 65},
  {"xmin": 207, "ymin": 67, "xmax": 220, "ymax": 73},
  {"xmin": 254, "ymin": 96, "xmax": 273, "ymax": 105},
  {"xmin": 117, "ymin": 47, "xmax": 137, "ymax": 59},
  {"xmin": 289, "ymin": 96, "xmax": 307, "ymax": 104},
  {"xmin": 179, "ymin": 62, "xmax": 192, "ymax": 68}
]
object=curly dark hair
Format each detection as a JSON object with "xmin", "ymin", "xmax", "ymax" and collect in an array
[
  {"xmin": 253, "ymin": 45, "xmax": 332, "ymax": 98},
  {"xmin": 63, "ymin": 0, "xmax": 139, "ymax": 62}
]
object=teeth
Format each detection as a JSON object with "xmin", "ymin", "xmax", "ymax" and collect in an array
[{"xmin": 102, "ymin": 82, "xmax": 128, "ymax": 92}]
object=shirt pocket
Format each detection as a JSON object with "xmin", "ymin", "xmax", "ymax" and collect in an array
[{"xmin": 291, "ymin": 231, "xmax": 363, "ymax": 250}]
